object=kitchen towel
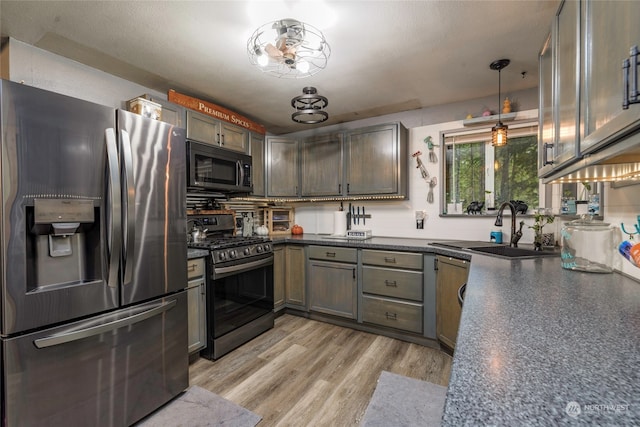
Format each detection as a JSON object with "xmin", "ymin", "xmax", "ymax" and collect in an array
[{"xmin": 332, "ymin": 211, "xmax": 347, "ymax": 236}]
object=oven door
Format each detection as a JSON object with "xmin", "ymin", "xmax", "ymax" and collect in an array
[
  {"xmin": 187, "ymin": 141, "xmax": 252, "ymax": 192},
  {"xmin": 208, "ymin": 254, "xmax": 274, "ymax": 340}
]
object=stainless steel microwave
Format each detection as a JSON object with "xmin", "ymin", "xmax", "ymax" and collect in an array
[{"xmin": 187, "ymin": 141, "xmax": 252, "ymax": 193}]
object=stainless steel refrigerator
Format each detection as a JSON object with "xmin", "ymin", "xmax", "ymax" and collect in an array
[{"xmin": 0, "ymin": 80, "xmax": 188, "ymax": 426}]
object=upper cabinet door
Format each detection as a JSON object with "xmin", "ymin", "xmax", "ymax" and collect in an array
[
  {"xmin": 186, "ymin": 110, "xmax": 220, "ymax": 146},
  {"xmin": 553, "ymin": 0, "xmax": 581, "ymax": 169},
  {"xmin": 538, "ymin": 32, "xmax": 555, "ymax": 177},
  {"xmin": 267, "ymin": 137, "xmax": 299, "ymax": 197},
  {"xmin": 346, "ymin": 123, "xmax": 406, "ymax": 196},
  {"xmin": 581, "ymin": 0, "xmax": 640, "ymax": 153},
  {"xmin": 250, "ymin": 133, "xmax": 266, "ymax": 197},
  {"xmin": 220, "ymin": 122, "xmax": 249, "ymax": 153},
  {"xmin": 301, "ymin": 133, "xmax": 344, "ymax": 197}
]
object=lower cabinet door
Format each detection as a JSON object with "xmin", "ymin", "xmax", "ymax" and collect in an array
[
  {"xmin": 308, "ymin": 260, "xmax": 357, "ymax": 319},
  {"xmin": 362, "ymin": 295, "xmax": 423, "ymax": 334}
]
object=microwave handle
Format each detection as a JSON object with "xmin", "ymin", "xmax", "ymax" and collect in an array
[{"xmin": 237, "ymin": 160, "xmax": 244, "ymax": 186}]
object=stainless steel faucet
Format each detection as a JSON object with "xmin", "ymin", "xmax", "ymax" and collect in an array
[{"xmin": 495, "ymin": 201, "xmax": 522, "ymax": 247}]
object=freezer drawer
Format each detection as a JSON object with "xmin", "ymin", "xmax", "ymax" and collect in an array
[{"xmin": 1, "ymin": 292, "xmax": 188, "ymax": 427}]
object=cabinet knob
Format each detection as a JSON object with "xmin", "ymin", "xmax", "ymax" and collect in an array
[
  {"xmin": 385, "ymin": 312, "xmax": 397, "ymax": 320},
  {"xmin": 384, "ymin": 279, "xmax": 397, "ymax": 287}
]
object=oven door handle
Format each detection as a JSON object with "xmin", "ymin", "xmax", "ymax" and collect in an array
[{"xmin": 213, "ymin": 256, "xmax": 273, "ymax": 276}]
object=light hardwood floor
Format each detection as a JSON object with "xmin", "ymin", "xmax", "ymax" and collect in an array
[{"xmin": 189, "ymin": 314, "xmax": 453, "ymax": 426}]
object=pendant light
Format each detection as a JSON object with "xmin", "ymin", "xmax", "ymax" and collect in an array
[
  {"xmin": 291, "ymin": 87, "xmax": 328, "ymax": 124},
  {"xmin": 490, "ymin": 59, "xmax": 510, "ymax": 147}
]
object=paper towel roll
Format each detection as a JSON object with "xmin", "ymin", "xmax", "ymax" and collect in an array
[{"xmin": 332, "ymin": 211, "xmax": 347, "ymax": 236}]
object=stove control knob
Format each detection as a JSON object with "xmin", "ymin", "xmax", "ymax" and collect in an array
[
  {"xmin": 229, "ymin": 250, "xmax": 237, "ymax": 259},
  {"xmin": 256, "ymin": 245, "xmax": 263, "ymax": 253},
  {"xmin": 244, "ymin": 248, "xmax": 251, "ymax": 255},
  {"xmin": 263, "ymin": 243, "xmax": 271, "ymax": 251},
  {"xmin": 218, "ymin": 251, "xmax": 226, "ymax": 261}
]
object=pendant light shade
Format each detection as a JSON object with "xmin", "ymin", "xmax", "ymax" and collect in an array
[
  {"xmin": 490, "ymin": 59, "xmax": 510, "ymax": 147},
  {"xmin": 492, "ymin": 122, "xmax": 508, "ymax": 147},
  {"xmin": 291, "ymin": 87, "xmax": 328, "ymax": 124}
]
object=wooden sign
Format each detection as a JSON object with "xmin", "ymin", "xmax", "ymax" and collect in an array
[{"xmin": 168, "ymin": 89, "xmax": 266, "ymax": 135}]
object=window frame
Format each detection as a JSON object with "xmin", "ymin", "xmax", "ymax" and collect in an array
[{"xmin": 439, "ymin": 120, "xmax": 540, "ymax": 216}]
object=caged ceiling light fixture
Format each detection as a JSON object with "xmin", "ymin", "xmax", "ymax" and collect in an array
[
  {"xmin": 247, "ymin": 18, "xmax": 331, "ymax": 79},
  {"xmin": 291, "ymin": 87, "xmax": 328, "ymax": 124},
  {"xmin": 490, "ymin": 58, "xmax": 510, "ymax": 147}
]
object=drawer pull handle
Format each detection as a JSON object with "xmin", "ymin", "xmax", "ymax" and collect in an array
[
  {"xmin": 384, "ymin": 280, "xmax": 397, "ymax": 287},
  {"xmin": 188, "ymin": 263, "xmax": 198, "ymax": 272},
  {"xmin": 326, "ymin": 252, "xmax": 336, "ymax": 257},
  {"xmin": 384, "ymin": 257, "xmax": 397, "ymax": 263},
  {"xmin": 385, "ymin": 312, "xmax": 397, "ymax": 320}
]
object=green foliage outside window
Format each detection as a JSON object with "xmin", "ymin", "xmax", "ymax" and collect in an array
[{"xmin": 444, "ymin": 134, "xmax": 539, "ymax": 212}]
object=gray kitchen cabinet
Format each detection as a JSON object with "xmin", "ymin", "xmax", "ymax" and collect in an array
[
  {"xmin": 345, "ymin": 122, "xmax": 408, "ymax": 196},
  {"xmin": 274, "ymin": 244, "xmax": 306, "ymax": 311},
  {"xmin": 186, "ymin": 257, "xmax": 207, "ymax": 354},
  {"xmin": 361, "ymin": 250, "xmax": 424, "ymax": 334},
  {"xmin": 250, "ymin": 132, "xmax": 266, "ymax": 196},
  {"xmin": 436, "ymin": 255, "xmax": 469, "ymax": 351},
  {"xmin": 267, "ymin": 137, "xmax": 299, "ymax": 197},
  {"xmin": 537, "ymin": 0, "xmax": 581, "ymax": 176},
  {"xmin": 308, "ymin": 246, "xmax": 357, "ymax": 319},
  {"xmin": 552, "ymin": 0, "xmax": 580, "ymax": 170},
  {"xmin": 580, "ymin": 0, "xmax": 640, "ymax": 153},
  {"xmin": 539, "ymin": 0, "xmax": 640, "ymax": 179},
  {"xmin": 285, "ymin": 245, "xmax": 306, "ymax": 309},
  {"xmin": 273, "ymin": 245, "xmax": 286, "ymax": 311},
  {"xmin": 538, "ymin": 32, "xmax": 555, "ymax": 177},
  {"xmin": 186, "ymin": 110, "xmax": 248, "ymax": 153},
  {"xmin": 301, "ymin": 133, "xmax": 344, "ymax": 197}
]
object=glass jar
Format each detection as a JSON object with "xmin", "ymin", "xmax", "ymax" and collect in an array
[{"xmin": 561, "ymin": 218, "xmax": 615, "ymax": 273}]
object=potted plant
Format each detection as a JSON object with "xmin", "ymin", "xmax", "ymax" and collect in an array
[{"xmin": 529, "ymin": 211, "xmax": 555, "ymax": 250}]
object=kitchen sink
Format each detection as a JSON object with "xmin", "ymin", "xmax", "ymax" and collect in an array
[
  {"xmin": 469, "ymin": 245, "xmax": 558, "ymax": 259},
  {"xmin": 431, "ymin": 241, "xmax": 558, "ymax": 259}
]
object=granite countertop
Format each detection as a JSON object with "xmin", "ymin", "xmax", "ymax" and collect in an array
[
  {"xmin": 272, "ymin": 234, "xmax": 640, "ymax": 425},
  {"xmin": 187, "ymin": 248, "xmax": 209, "ymax": 259}
]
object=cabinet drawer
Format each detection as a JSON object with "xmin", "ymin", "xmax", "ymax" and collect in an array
[
  {"xmin": 361, "ymin": 250, "xmax": 422, "ymax": 269},
  {"xmin": 362, "ymin": 266, "xmax": 423, "ymax": 301},
  {"xmin": 187, "ymin": 258, "xmax": 205, "ymax": 279},
  {"xmin": 308, "ymin": 246, "xmax": 357, "ymax": 263},
  {"xmin": 362, "ymin": 295, "xmax": 423, "ymax": 334}
]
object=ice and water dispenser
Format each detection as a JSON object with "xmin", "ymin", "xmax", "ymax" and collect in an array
[{"xmin": 27, "ymin": 199, "xmax": 101, "ymax": 290}]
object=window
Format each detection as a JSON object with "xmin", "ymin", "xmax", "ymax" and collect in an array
[{"xmin": 442, "ymin": 122, "xmax": 539, "ymax": 214}]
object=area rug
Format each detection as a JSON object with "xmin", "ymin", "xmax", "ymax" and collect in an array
[
  {"xmin": 136, "ymin": 385, "xmax": 262, "ymax": 427},
  {"xmin": 360, "ymin": 371, "xmax": 447, "ymax": 427}
]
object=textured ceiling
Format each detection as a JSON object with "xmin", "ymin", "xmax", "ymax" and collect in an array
[{"xmin": 0, "ymin": 0, "xmax": 560, "ymax": 134}]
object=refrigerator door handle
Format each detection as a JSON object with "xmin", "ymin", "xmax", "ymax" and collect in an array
[
  {"xmin": 105, "ymin": 129, "xmax": 122, "ymax": 289},
  {"xmin": 120, "ymin": 129, "xmax": 136, "ymax": 287},
  {"xmin": 33, "ymin": 299, "xmax": 177, "ymax": 348}
]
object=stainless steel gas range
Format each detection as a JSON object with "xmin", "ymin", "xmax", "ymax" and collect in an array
[{"xmin": 188, "ymin": 213, "xmax": 274, "ymax": 360}]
